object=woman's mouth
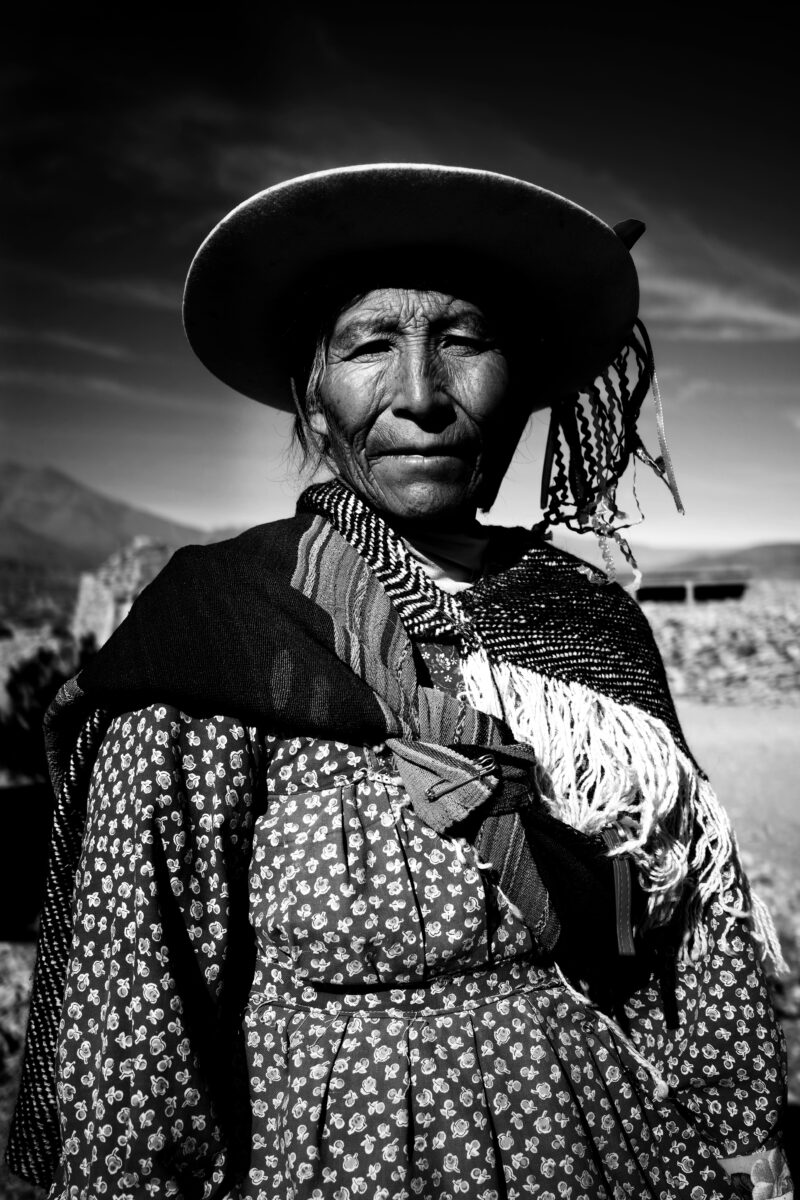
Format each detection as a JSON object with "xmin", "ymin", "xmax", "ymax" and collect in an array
[{"xmin": 371, "ymin": 444, "xmax": 473, "ymax": 461}]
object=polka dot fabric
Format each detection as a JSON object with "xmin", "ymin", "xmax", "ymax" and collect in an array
[{"xmin": 49, "ymin": 706, "xmax": 786, "ymax": 1198}]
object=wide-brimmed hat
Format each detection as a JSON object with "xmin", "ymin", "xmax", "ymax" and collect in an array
[{"xmin": 183, "ymin": 163, "xmax": 643, "ymax": 409}]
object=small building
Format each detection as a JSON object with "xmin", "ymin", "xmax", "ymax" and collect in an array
[
  {"xmin": 71, "ymin": 537, "xmax": 172, "ymax": 646},
  {"xmin": 636, "ymin": 565, "xmax": 751, "ymax": 604}
]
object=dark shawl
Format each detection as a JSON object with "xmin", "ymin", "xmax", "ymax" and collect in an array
[{"xmin": 8, "ymin": 480, "xmax": 740, "ymax": 1188}]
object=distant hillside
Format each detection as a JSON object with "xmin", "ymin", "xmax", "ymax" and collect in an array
[
  {"xmin": 666, "ymin": 543, "xmax": 800, "ymax": 581},
  {"xmin": 549, "ymin": 531, "xmax": 716, "ymax": 578},
  {"xmin": 0, "ymin": 516, "xmax": 98, "ymax": 572},
  {"xmin": 0, "ymin": 462, "xmax": 215, "ymax": 568},
  {"xmin": 549, "ymin": 534, "xmax": 800, "ymax": 582},
  {"xmin": 0, "ymin": 463, "xmax": 235, "ymax": 623},
  {"xmin": 1, "ymin": 462, "xmax": 798, "ymax": 623}
]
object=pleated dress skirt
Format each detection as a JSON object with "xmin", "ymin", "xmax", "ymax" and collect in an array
[{"xmin": 242, "ymin": 737, "xmax": 776, "ymax": 1199}]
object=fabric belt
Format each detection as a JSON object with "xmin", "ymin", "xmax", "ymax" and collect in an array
[{"xmin": 248, "ymin": 956, "xmax": 555, "ymax": 1017}]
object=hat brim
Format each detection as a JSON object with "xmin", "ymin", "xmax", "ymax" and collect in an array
[{"xmin": 183, "ymin": 163, "xmax": 639, "ymax": 410}]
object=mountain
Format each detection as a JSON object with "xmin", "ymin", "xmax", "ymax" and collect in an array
[
  {"xmin": 666, "ymin": 543, "xmax": 800, "ymax": 580},
  {"xmin": 0, "ymin": 463, "xmax": 238, "ymax": 622},
  {"xmin": 0, "ymin": 516, "xmax": 99, "ymax": 572},
  {"xmin": 1, "ymin": 461, "xmax": 709, "ymax": 578},
  {"xmin": 1, "ymin": 462, "xmax": 798, "ymax": 623},
  {"xmin": 0, "ymin": 462, "xmax": 216, "ymax": 569},
  {"xmin": 548, "ymin": 531, "xmax": 716, "ymax": 578}
]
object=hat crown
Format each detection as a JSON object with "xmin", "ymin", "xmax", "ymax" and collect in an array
[{"xmin": 184, "ymin": 163, "xmax": 640, "ymax": 408}]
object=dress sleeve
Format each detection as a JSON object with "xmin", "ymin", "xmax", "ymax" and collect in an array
[
  {"xmin": 50, "ymin": 704, "xmax": 268, "ymax": 1199},
  {"xmin": 624, "ymin": 876, "xmax": 789, "ymax": 1167}
]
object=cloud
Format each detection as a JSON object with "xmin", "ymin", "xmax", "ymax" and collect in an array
[
  {"xmin": 0, "ymin": 367, "xmax": 89, "ymax": 394},
  {"xmin": 206, "ymin": 112, "xmax": 442, "ymax": 201},
  {"xmin": 198, "ymin": 110, "xmax": 800, "ymax": 344},
  {"xmin": 80, "ymin": 278, "xmax": 179, "ymax": 311},
  {"xmin": 0, "ymin": 326, "xmax": 132, "ymax": 360},
  {"xmin": 0, "ymin": 367, "xmax": 138, "ymax": 400},
  {"xmin": 2, "ymin": 260, "xmax": 180, "ymax": 312},
  {"xmin": 0, "ymin": 367, "xmax": 192, "ymax": 412},
  {"xmin": 640, "ymin": 271, "xmax": 800, "ymax": 341},
  {"xmin": 656, "ymin": 376, "xmax": 718, "ymax": 410},
  {"xmin": 8, "ymin": 77, "xmax": 800, "ymax": 342},
  {"xmin": 658, "ymin": 373, "xmax": 800, "ymax": 411}
]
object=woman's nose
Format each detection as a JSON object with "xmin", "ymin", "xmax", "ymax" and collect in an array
[{"xmin": 388, "ymin": 344, "xmax": 449, "ymax": 420}]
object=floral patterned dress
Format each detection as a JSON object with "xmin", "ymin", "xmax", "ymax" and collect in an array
[{"xmin": 47, "ymin": 681, "xmax": 788, "ymax": 1200}]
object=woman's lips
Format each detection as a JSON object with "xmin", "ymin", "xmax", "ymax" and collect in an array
[
  {"xmin": 372, "ymin": 446, "xmax": 472, "ymax": 459},
  {"xmin": 370, "ymin": 449, "xmax": 474, "ymax": 479}
]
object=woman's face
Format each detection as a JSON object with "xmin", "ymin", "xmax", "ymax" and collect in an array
[{"xmin": 310, "ymin": 287, "xmax": 531, "ymax": 530}]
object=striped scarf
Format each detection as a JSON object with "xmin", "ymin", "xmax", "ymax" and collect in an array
[{"xmin": 298, "ymin": 478, "xmax": 782, "ymax": 968}]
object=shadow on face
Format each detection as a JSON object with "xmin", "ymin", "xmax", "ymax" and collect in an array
[{"xmin": 305, "ymin": 287, "xmax": 539, "ymax": 530}]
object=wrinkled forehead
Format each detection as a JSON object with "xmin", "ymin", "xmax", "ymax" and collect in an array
[
  {"xmin": 285, "ymin": 250, "xmax": 531, "ymax": 385},
  {"xmin": 329, "ymin": 287, "xmax": 492, "ymax": 337}
]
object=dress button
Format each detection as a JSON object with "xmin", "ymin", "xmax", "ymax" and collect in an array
[{"xmin": 580, "ymin": 1019, "xmax": 595, "ymax": 1035}]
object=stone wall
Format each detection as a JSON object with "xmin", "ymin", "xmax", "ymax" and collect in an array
[
  {"xmin": 643, "ymin": 580, "xmax": 800, "ymax": 706},
  {"xmin": 71, "ymin": 537, "xmax": 171, "ymax": 647}
]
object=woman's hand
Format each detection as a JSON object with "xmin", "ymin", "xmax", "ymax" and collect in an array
[{"xmin": 721, "ymin": 1147, "xmax": 793, "ymax": 1199}]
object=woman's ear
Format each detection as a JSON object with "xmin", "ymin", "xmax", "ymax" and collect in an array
[{"xmin": 309, "ymin": 408, "xmax": 328, "ymax": 436}]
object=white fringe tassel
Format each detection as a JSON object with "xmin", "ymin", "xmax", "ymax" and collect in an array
[{"xmin": 460, "ymin": 649, "xmax": 786, "ymax": 974}]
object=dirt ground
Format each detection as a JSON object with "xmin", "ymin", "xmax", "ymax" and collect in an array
[
  {"xmin": 677, "ymin": 702, "xmax": 800, "ymax": 867},
  {"xmin": 679, "ymin": 702, "xmax": 800, "ymax": 1133}
]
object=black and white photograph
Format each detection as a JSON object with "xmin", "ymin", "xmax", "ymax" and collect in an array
[{"xmin": 2, "ymin": 8, "xmax": 798, "ymax": 1198}]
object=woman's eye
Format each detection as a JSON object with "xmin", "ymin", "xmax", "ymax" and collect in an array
[
  {"xmin": 442, "ymin": 335, "xmax": 490, "ymax": 352},
  {"xmin": 349, "ymin": 338, "xmax": 392, "ymax": 358}
]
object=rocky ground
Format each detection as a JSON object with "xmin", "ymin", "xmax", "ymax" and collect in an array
[
  {"xmin": 1, "ymin": 584, "xmax": 799, "ymax": 1192},
  {"xmin": 0, "ymin": 943, "xmax": 39, "ymax": 1198},
  {"xmin": 643, "ymin": 580, "xmax": 800, "ymax": 707},
  {"xmin": 0, "ymin": 629, "xmax": 62, "ymax": 715},
  {"xmin": 648, "ymin": 582, "xmax": 800, "ymax": 1146}
]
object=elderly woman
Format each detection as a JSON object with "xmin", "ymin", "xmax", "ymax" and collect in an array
[{"xmin": 8, "ymin": 166, "xmax": 792, "ymax": 1198}]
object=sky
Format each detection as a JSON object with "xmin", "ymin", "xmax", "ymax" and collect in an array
[{"xmin": 2, "ymin": 7, "xmax": 799, "ymax": 550}]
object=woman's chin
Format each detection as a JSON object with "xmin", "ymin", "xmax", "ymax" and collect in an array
[
  {"xmin": 368, "ymin": 479, "xmax": 478, "ymax": 528},
  {"xmin": 356, "ymin": 457, "xmax": 475, "ymax": 520}
]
